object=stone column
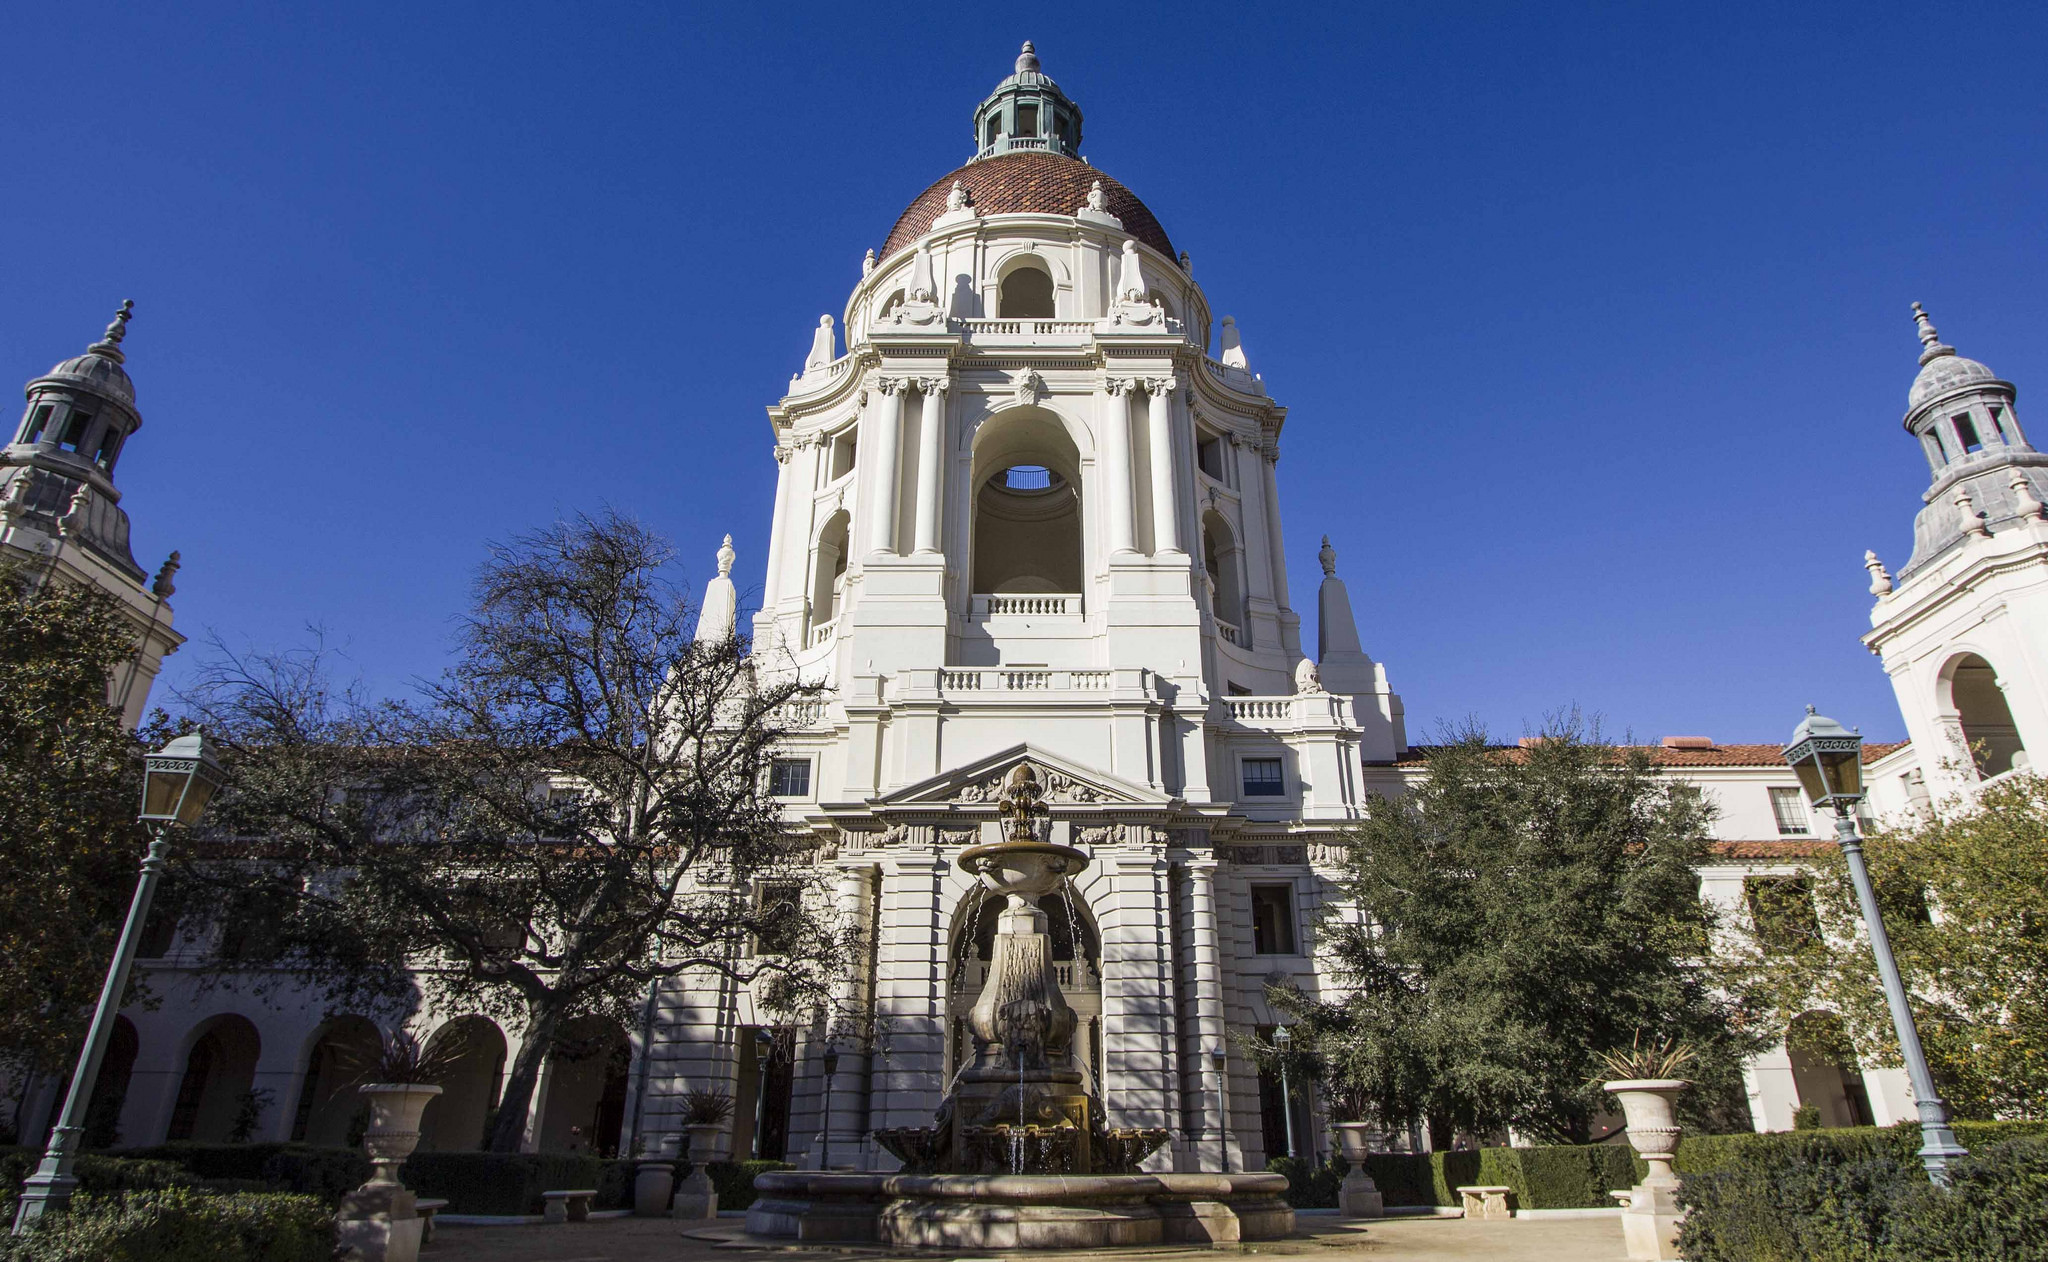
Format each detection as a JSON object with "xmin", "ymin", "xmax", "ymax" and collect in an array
[
  {"xmin": 911, "ymin": 379, "xmax": 949, "ymax": 555},
  {"xmin": 865, "ymin": 378, "xmax": 905, "ymax": 558},
  {"xmin": 1259, "ymin": 440, "xmax": 1290, "ymax": 610},
  {"xmin": 1185, "ymin": 859, "xmax": 1235, "ymax": 1171},
  {"xmin": 1101, "ymin": 379, "xmax": 1138, "ymax": 555},
  {"xmin": 1145, "ymin": 377, "xmax": 1183, "ymax": 554},
  {"xmin": 823, "ymin": 862, "xmax": 879, "ymax": 1166},
  {"xmin": 761, "ymin": 442, "xmax": 794, "ymax": 612}
]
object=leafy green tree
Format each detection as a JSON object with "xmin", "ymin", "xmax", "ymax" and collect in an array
[
  {"xmin": 0, "ymin": 560, "xmax": 150, "ymax": 1079},
  {"xmin": 1725, "ymin": 772, "xmax": 2048, "ymax": 1119},
  {"xmin": 1275, "ymin": 717, "xmax": 1759, "ymax": 1144},
  {"xmin": 177, "ymin": 512, "xmax": 850, "ymax": 1151}
]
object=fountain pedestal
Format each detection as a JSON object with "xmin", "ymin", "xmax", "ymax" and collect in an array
[{"xmin": 745, "ymin": 764, "xmax": 1295, "ymax": 1247}]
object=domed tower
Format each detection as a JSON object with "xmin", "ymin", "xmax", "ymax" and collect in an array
[
  {"xmin": 1865, "ymin": 303, "xmax": 2048, "ymax": 797},
  {"xmin": 1, "ymin": 302, "xmax": 183, "ymax": 726},
  {"xmin": 717, "ymin": 44, "xmax": 1407, "ymax": 1183}
]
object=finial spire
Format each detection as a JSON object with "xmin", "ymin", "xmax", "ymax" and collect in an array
[
  {"xmin": 1016, "ymin": 40, "xmax": 1039, "ymax": 74},
  {"xmin": 716, "ymin": 533, "xmax": 736, "ymax": 577},
  {"xmin": 1319, "ymin": 535, "xmax": 1338, "ymax": 577},
  {"xmin": 89, "ymin": 300, "xmax": 134, "ymax": 362},
  {"xmin": 1912, "ymin": 301, "xmax": 1954, "ymax": 366}
]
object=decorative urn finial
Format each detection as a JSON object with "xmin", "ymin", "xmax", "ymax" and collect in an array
[
  {"xmin": 1016, "ymin": 40, "xmax": 1039, "ymax": 74},
  {"xmin": 152, "ymin": 550, "xmax": 182, "ymax": 599},
  {"xmin": 1863, "ymin": 550, "xmax": 1893, "ymax": 596},
  {"xmin": 90, "ymin": 300, "xmax": 135, "ymax": 361},
  {"xmin": 716, "ymin": 533, "xmax": 736, "ymax": 577},
  {"xmin": 1319, "ymin": 535, "xmax": 1338, "ymax": 577}
]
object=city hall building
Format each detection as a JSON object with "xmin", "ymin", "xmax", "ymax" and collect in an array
[{"xmin": 7, "ymin": 45, "xmax": 2045, "ymax": 1167}]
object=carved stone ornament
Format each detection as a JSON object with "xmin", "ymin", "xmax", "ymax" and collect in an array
[
  {"xmin": 1007, "ymin": 368, "xmax": 1047, "ymax": 410},
  {"xmin": 946, "ymin": 181, "xmax": 970, "ymax": 213},
  {"xmin": 1103, "ymin": 376, "xmax": 1138, "ymax": 397},
  {"xmin": 1294, "ymin": 657, "xmax": 1325, "ymax": 695},
  {"xmin": 951, "ymin": 762, "xmax": 1105, "ymax": 805}
]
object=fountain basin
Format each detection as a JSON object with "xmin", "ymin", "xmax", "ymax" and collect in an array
[
  {"xmin": 959, "ymin": 840, "xmax": 1088, "ymax": 900},
  {"xmin": 746, "ymin": 1170, "xmax": 1294, "ymax": 1249}
]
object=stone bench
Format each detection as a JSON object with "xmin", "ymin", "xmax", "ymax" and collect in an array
[
  {"xmin": 415, "ymin": 1198, "xmax": 448, "ymax": 1243},
  {"xmin": 542, "ymin": 1189, "xmax": 597, "ymax": 1224},
  {"xmin": 1456, "ymin": 1185, "xmax": 1514, "ymax": 1221}
]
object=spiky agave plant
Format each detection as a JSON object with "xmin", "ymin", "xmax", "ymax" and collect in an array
[{"xmin": 1594, "ymin": 1031, "xmax": 1698, "ymax": 1082}]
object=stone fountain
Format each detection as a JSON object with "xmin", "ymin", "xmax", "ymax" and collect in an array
[{"xmin": 746, "ymin": 763, "xmax": 1293, "ymax": 1248}]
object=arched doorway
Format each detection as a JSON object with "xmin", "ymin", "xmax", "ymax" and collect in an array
[
  {"xmin": 1943, "ymin": 653, "xmax": 2027, "ymax": 777},
  {"xmin": 944, "ymin": 883, "xmax": 1103, "ymax": 1093},
  {"xmin": 537, "ymin": 1017, "xmax": 630, "ymax": 1156},
  {"xmin": 1202, "ymin": 511, "xmax": 1247, "ymax": 646},
  {"xmin": 1786, "ymin": 1011, "xmax": 1873, "ymax": 1129},
  {"xmin": 165, "ymin": 1015, "xmax": 262, "ymax": 1142},
  {"xmin": 970, "ymin": 410, "xmax": 1084, "ymax": 598},
  {"xmin": 417, "ymin": 1016, "xmax": 508, "ymax": 1152},
  {"xmin": 82, "ymin": 1016, "xmax": 139, "ymax": 1149},
  {"xmin": 289, "ymin": 1016, "xmax": 381, "ymax": 1146}
]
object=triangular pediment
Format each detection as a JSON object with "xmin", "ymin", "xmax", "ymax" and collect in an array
[{"xmin": 875, "ymin": 744, "xmax": 1172, "ymax": 810}]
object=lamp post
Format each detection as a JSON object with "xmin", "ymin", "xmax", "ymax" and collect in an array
[
  {"xmin": 1784, "ymin": 707, "xmax": 1967, "ymax": 1185},
  {"xmin": 1273, "ymin": 1025, "xmax": 1298, "ymax": 1160},
  {"xmin": 818, "ymin": 1042, "xmax": 840, "ymax": 1171},
  {"xmin": 752, "ymin": 1029, "xmax": 775, "ymax": 1159},
  {"xmin": 1209, "ymin": 1045, "xmax": 1231, "ymax": 1173},
  {"xmin": 13, "ymin": 732, "xmax": 224, "ymax": 1232}
]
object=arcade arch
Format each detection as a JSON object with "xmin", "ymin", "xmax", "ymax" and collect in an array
[
  {"xmin": 536, "ymin": 1016, "xmax": 630, "ymax": 1156},
  {"xmin": 165, "ymin": 1014, "xmax": 261, "ymax": 1142},
  {"xmin": 1785, "ymin": 1011, "xmax": 1874, "ymax": 1129},
  {"xmin": 417, "ymin": 1016, "xmax": 508, "ymax": 1152},
  {"xmin": 289, "ymin": 1015, "xmax": 381, "ymax": 1146},
  {"xmin": 943, "ymin": 881, "xmax": 1103, "ymax": 1093}
]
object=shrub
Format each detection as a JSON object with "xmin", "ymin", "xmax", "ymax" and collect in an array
[
  {"xmin": 0, "ymin": 1153, "xmax": 198, "ymax": 1218},
  {"xmin": 1360, "ymin": 1152, "xmax": 1435, "ymax": 1206},
  {"xmin": 709, "ymin": 1159, "xmax": 792, "ymax": 1211},
  {"xmin": 1486, "ymin": 1143, "xmax": 1638, "ymax": 1209},
  {"xmin": 114, "ymin": 1144, "xmax": 367, "ymax": 1205},
  {"xmin": 1677, "ymin": 1131, "xmax": 2048, "ymax": 1261},
  {"xmin": 0, "ymin": 1188, "xmax": 332, "ymax": 1262},
  {"xmin": 1266, "ymin": 1156, "xmax": 1343, "ymax": 1208}
]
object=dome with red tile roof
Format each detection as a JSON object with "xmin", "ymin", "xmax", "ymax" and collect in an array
[{"xmin": 878, "ymin": 151, "xmax": 1178, "ymax": 267}]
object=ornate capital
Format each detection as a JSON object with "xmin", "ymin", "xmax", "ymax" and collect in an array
[
  {"xmin": 874, "ymin": 376, "xmax": 909, "ymax": 397},
  {"xmin": 1104, "ymin": 376, "xmax": 1140, "ymax": 397},
  {"xmin": 1260, "ymin": 439, "xmax": 1281, "ymax": 463},
  {"xmin": 1139, "ymin": 375, "xmax": 1179, "ymax": 397},
  {"xmin": 913, "ymin": 375, "xmax": 951, "ymax": 394},
  {"xmin": 773, "ymin": 444, "xmax": 793, "ymax": 465}
]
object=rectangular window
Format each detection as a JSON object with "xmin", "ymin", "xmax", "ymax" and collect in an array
[
  {"xmin": 1745, "ymin": 877, "xmax": 1821, "ymax": 952},
  {"xmin": 57, "ymin": 410, "xmax": 91, "ymax": 451},
  {"xmin": 1990, "ymin": 406, "xmax": 2010, "ymax": 444},
  {"xmin": 1016, "ymin": 104, "xmax": 1039, "ymax": 136},
  {"xmin": 752, "ymin": 881, "xmax": 802, "ymax": 956},
  {"xmin": 1251, "ymin": 885, "xmax": 1297, "ymax": 954},
  {"xmin": 93, "ymin": 428, "xmax": 122, "ymax": 468},
  {"xmin": 1197, "ymin": 433, "xmax": 1225, "ymax": 480},
  {"xmin": 1769, "ymin": 786, "xmax": 1811, "ymax": 836},
  {"xmin": 22, "ymin": 403, "xmax": 52, "ymax": 444},
  {"xmin": 1955, "ymin": 415, "xmax": 1983, "ymax": 453},
  {"xmin": 985, "ymin": 116, "xmax": 1000, "ymax": 147},
  {"xmin": 1242, "ymin": 757, "xmax": 1285, "ymax": 797},
  {"xmin": 769, "ymin": 757, "xmax": 812, "ymax": 798}
]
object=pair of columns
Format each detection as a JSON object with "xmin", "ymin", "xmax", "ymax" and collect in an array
[
  {"xmin": 1102, "ymin": 375, "xmax": 1183, "ymax": 557},
  {"xmin": 864, "ymin": 377, "xmax": 949, "ymax": 558}
]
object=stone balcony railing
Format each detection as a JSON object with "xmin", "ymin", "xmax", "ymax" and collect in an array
[
  {"xmin": 807, "ymin": 617, "xmax": 838, "ymax": 649},
  {"xmin": 1221, "ymin": 693, "xmax": 1356, "ymax": 729},
  {"xmin": 938, "ymin": 667, "xmax": 1112, "ymax": 693},
  {"xmin": 957, "ymin": 317, "xmax": 1099, "ymax": 347},
  {"xmin": 969, "ymin": 592, "xmax": 1083, "ymax": 618}
]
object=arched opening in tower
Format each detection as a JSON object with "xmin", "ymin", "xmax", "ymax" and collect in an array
[
  {"xmin": 971, "ymin": 410, "xmax": 1083, "ymax": 595},
  {"xmin": 1202, "ymin": 511, "xmax": 1247, "ymax": 645},
  {"xmin": 1944, "ymin": 652, "xmax": 2028, "ymax": 778},
  {"xmin": 810, "ymin": 509, "xmax": 851, "ymax": 636},
  {"xmin": 998, "ymin": 263, "xmax": 1055, "ymax": 319}
]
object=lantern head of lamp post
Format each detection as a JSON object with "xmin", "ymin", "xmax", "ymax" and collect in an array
[
  {"xmin": 1273, "ymin": 1025, "xmax": 1291, "ymax": 1052},
  {"xmin": 1783, "ymin": 706, "xmax": 1864, "ymax": 817},
  {"xmin": 821, "ymin": 1046, "xmax": 839, "ymax": 1078},
  {"xmin": 140, "ymin": 731, "xmax": 225, "ymax": 827}
]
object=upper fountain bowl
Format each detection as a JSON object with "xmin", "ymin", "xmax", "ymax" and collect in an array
[{"xmin": 958, "ymin": 841, "xmax": 1089, "ymax": 899}]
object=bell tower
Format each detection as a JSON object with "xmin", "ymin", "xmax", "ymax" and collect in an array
[
  {"xmin": 0, "ymin": 302, "xmax": 183, "ymax": 726},
  {"xmin": 1865, "ymin": 303, "xmax": 2048, "ymax": 798}
]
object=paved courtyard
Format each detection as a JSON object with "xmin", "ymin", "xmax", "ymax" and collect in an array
[{"xmin": 423, "ymin": 1213, "xmax": 1634, "ymax": 1261}]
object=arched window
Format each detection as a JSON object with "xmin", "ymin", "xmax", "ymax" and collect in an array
[
  {"xmin": 810, "ymin": 510, "xmax": 851, "ymax": 634},
  {"xmin": 974, "ymin": 464, "xmax": 1082, "ymax": 594},
  {"xmin": 999, "ymin": 264, "xmax": 1055, "ymax": 319},
  {"xmin": 1945, "ymin": 653, "xmax": 2028, "ymax": 777}
]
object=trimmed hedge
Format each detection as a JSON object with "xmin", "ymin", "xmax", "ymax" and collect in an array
[
  {"xmin": 1679, "ymin": 1134, "xmax": 2048, "ymax": 1261},
  {"xmin": 708, "ymin": 1160, "xmax": 793, "ymax": 1211},
  {"xmin": 115, "ymin": 1144, "xmax": 369, "ymax": 1205},
  {"xmin": 0, "ymin": 1188, "xmax": 332, "ymax": 1262},
  {"xmin": 395, "ymin": 1152, "xmax": 613, "ymax": 1215},
  {"xmin": 0, "ymin": 1152, "xmax": 198, "ymax": 1218}
]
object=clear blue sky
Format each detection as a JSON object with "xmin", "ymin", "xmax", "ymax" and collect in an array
[{"xmin": 7, "ymin": 2, "xmax": 2046, "ymax": 744}]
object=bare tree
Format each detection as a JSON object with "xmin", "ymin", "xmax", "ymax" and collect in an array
[{"xmin": 178, "ymin": 512, "xmax": 847, "ymax": 1151}]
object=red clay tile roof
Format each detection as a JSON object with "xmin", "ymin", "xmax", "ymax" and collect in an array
[
  {"xmin": 1708, "ymin": 840, "xmax": 1840, "ymax": 860},
  {"xmin": 1390, "ymin": 741, "xmax": 1908, "ymax": 769},
  {"xmin": 879, "ymin": 152, "xmax": 1177, "ymax": 264}
]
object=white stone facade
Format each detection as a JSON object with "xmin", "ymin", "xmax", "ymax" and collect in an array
[{"xmin": 15, "ymin": 50, "xmax": 2044, "ymax": 1166}]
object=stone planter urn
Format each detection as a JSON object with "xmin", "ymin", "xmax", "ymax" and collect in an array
[
  {"xmin": 1331, "ymin": 1123, "xmax": 1384, "ymax": 1218},
  {"xmin": 634, "ymin": 1133, "xmax": 681, "ymax": 1217},
  {"xmin": 1603, "ymin": 1079, "xmax": 1689, "ymax": 1262},
  {"xmin": 671, "ymin": 1123, "xmax": 727, "ymax": 1220},
  {"xmin": 337, "ymin": 1083, "xmax": 443, "ymax": 1262}
]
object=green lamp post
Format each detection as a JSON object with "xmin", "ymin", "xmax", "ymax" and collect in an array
[
  {"xmin": 1783, "ymin": 707, "xmax": 1966, "ymax": 1185},
  {"xmin": 12, "ymin": 732, "xmax": 224, "ymax": 1232}
]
